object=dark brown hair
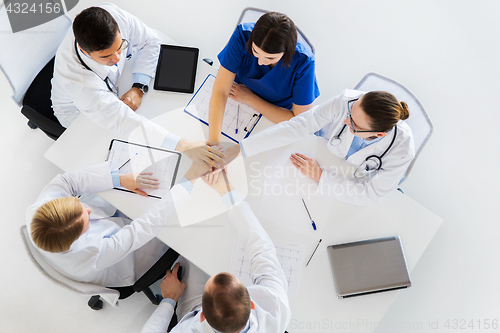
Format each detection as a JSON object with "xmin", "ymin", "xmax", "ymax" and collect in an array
[
  {"xmin": 73, "ymin": 7, "xmax": 119, "ymax": 53},
  {"xmin": 31, "ymin": 197, "xmax": 84, "ymax": 253},
  {"xmin": 359, "ymin": 91, "xmax": 410, "ymax": 132},
  {"xmin": 202, "ymin": 273, "xmax": 251, "ymax": 333},
  {"xmin": 246, "ymin": 12, "xmax": 297, "ymax": 67}
]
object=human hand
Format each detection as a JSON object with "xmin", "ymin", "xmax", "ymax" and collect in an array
[
  {"xmin": 290, "ymin": 153, "xmax": 323, "ymax": 182},
  {"xmin": 119, "ymin": 172, "xmax": 159, "ymax": 197},
  {"xmin": 177, "ymin": 139, "xmax": 225, "ymax": 169},
  {"xmin": 183, "ymin": 160, "xmax": 212, "ymax": 183},
  {"xmin": 229, "ymin": 83, "xmax": 255, "ymax": 105},
  {"xmin": 160, "ymin": 263, "xmax": 185, "ymax": 302},
  {"xmin": 120, "ymin": 87, "xmax": 144, "ymax": 111},
  {"xmin": 202, "ymin": 168, "xmax": 233, "ymax": 196}
]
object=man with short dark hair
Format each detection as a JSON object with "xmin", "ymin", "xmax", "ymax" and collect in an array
[
  {"xmin": 52, "ymin": 3, "xmax": 221, "ymax": 166},
  {"xmin": 141, "ymin": 175, "xmax": 291, "ymax": 333}
]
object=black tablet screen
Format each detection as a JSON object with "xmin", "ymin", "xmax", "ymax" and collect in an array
[{"xmin": 154, "ymin": 45, "xmax": 199, "ymax": 93}]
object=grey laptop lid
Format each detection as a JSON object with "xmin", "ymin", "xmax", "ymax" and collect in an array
[{"xmin": 327, "ymin": 236, "xmax": 411, "ymax": 298}]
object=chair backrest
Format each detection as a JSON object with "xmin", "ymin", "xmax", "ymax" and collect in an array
[
  {"xmin": 236, "ymin": 7, "xmax": 315, "ymax": 54},
  {"xmin": 354, "ymin": 73, "xmax": 434, "ymax": 182},
  {"xmin": 19, "ymin": 225, "xmax": 120, "ymax": 307},
  {"xmin": 0, "ymin": 3, "xmax": 71, "ymax": 104}
]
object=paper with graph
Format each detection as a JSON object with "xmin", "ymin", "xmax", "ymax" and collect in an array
[
  {"xmin": 106, "ymin": 139, "xmax": 181, "ymax": 198},
  {"xmin": 184, "ymin": 74, "xmax": 262, "ymax": 143},
  {"xmin": 229, "ymin": 238, "xmax": 306, "ymax": 296}
]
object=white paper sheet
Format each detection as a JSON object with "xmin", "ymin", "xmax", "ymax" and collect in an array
[
  {"xmin": 229, "ymin": 238, "xmax": 306, "ymax": 296},
  {"xmin": 107, "ymin": 140, "xmax": 180, "ymax": 198},
  {"xmin": 184, "ymin": 75, "xmax": 261, "ymax": 142},
  {"xmin": 258, "ymin": 148, "xmax": 333, "ymax": 239}
]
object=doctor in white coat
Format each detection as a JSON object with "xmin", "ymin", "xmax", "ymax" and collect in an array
[
  {"xmin": 26, "ymin": 162, "xmax": 204, "ymax": 287},
  {"xmin": 227, "ymin": 89, "xmax": 415, "ymax": 206},
  {"xmin": 141, "ymin": 175, "xmax": 291, "ymax": 333},
  {"xmin": 51, "ymin": 3, "xmax": 221, "ymax": 167}
]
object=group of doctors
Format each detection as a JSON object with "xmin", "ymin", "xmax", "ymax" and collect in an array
[{"xmin": 25, "ymin": 2, "xmax": 416, "ymax": 332}]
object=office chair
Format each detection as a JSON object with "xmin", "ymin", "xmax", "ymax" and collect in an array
[
  {"xmin": 236, "ymin": 7, "xmax": 315, "ymax": 54},
  {"xmin": 20, "ymin": 225, "xmax": 181, "ymax": 310},
  {"xmin": 354, "ymin": 73, "xmax": 434, "ymax": 183},
  {"xmin": 0, "ymin": 4, "xmax": 70, "ymax": 139}
]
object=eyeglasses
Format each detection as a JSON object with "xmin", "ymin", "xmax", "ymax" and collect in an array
[
  {"xmin": 347, "ymin": 99, "xmax": 378, "ymax": 133},
  {"xmin": 120, "ymin": 39, "xmax": 129, "ymax": 51}
]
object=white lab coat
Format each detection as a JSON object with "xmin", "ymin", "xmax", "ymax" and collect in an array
[
  {"xmin": 240, "ymin": 89, "xmax": 415, "ymax": 206},
  {"xmin": 51, "ymin": 3, "xmax": 172, "ymax": 147},
  {"xmin": 141, "ymin": 201, "xmax": 291, "ymax": 333},
  {"xmin": 25, "ymin": 162, "xmax": 189, "ymax": 287}
]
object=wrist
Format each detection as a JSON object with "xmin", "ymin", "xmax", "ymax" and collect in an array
[
  {"xmin": 175, "ymin": 138, "xmax": 189, "ymax": 152},
  {"xmin": 132, "ymin": 83, "xmax": 148, "ymax": 94}
]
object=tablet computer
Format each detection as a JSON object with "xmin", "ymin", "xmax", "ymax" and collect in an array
[
  {"xmin": 327, "ymin": 236, "xmax": 411, "ymax": 298},
  {"xmin": 154, "ymin": 44, "xmax": 199, "ymax": 93}
]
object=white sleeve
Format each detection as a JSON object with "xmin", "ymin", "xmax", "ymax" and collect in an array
[
  {"xmin": 69, "ymin": 86, "xmax": 174, "ymax": 148},
  {"xmin": 92, "ymin": 185, "xmax": 190, "ymax": 271},
  {"xmin": 318, "ymin": 135, "xmax": 414, "ymax": 206},
  {"xmin": 228, "ymin": 202, "xmax": 288, "ymax": 304},
  {"xmin": 31, "ymin": 162, "xmax": 113, "ymax": 206},
  {"xmin": 141, "ymin": 299, "xmax": 174, "ymax": 333},
  {"xmin": 240, "ymin": 94, "xmax": 345, "ymax": 157}
]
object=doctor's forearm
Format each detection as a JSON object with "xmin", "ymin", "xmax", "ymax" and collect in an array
[
  {"xmin": 247, "ymin": 96, "xmax": 294, "ymax": 124},
  {"xmin": 208, "ymin": 91, "xmax": 228, "ymax": 143}
]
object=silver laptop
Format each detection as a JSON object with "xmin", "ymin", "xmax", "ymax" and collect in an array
[{"xmin": 327, "ymin": 236, "xmax": 411, "ymax": 298}]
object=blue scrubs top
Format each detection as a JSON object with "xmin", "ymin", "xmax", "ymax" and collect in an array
[{"xmin": 217, "ymin": 23, "xmax": 320, "ymax": 110}]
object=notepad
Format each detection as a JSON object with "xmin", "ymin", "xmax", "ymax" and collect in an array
[
  {"xmin": 106, "ymin": 139, "xmax": 182, "ymax": 199},
  {"xmin": 184, "ymin": 74, "xmax": 262, "ymax": 143}
]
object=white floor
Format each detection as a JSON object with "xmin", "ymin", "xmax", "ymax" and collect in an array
[{"xmin": 1, "ymin": 0, "xmax": 499, "ymax": 332}]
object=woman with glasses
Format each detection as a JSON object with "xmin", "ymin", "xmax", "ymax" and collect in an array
[
  {"xmin": 208, "ymin": 12, "xmax": 320, "ymax": 144},
  {"xmin": 227, "ymin": 89, "xmax": 414, "ymax": 206}
]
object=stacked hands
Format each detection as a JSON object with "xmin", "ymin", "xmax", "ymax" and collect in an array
[{"xmin": 119, "ymin": 141, "xmax": 242, "ymax": 194}]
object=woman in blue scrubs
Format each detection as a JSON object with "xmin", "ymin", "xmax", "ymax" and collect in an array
[{"xmin": 208, "ymin": 12, "xmax": 320, "ymax": 143}]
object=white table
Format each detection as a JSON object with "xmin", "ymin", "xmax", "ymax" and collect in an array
[{"xmin": 44, "ymin": 34, "xmax": 442, "ymax": 333}]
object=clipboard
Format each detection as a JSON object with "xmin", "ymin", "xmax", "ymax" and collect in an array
[
  {"xmin": 184, "ymin": 74, "xmax": 262, "ymax": 143},
  {"xmin": 105, "ymin": 139, "xmax": 182, "ymax": 199}
]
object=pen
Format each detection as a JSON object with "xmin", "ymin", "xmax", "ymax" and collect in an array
[
  {"xmin": 118, "ymin": 158, "xmax": 131, "ymax": 170},
  {"xmin": 235, "ymin": 105, "xmax": 240, "ymax": 134},
  {"xmin": 118, "ymin": 153, "xmax": 137, "ymax": 170},
  {"xmin": 301, "ymin": 198, "xmax": 317, "ymax": 230},
  {"xmin": 306, "ymin": 239, "xmax": 322, "ymax": 267}
]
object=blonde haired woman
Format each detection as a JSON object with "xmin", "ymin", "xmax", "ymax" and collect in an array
[{"xmin": 27, "ymin": 162, "xmax": 202, "ymax": 287}]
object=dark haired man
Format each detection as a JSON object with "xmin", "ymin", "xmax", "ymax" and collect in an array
[
  {"xmin": 141, "ymin": 176, "xmax": 291, "ymax": 333},
  {"xmin": 51, "ymin": 3, "xmax": 221, "ymax": 166}
]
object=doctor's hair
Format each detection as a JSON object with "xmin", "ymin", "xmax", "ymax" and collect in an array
[
  {"xmin": 30, "ymin": 197, "xmax": 84, "ymax": 253},
  {"xmin": 73, "ymin": 7, "xmax": 119, "ymax": 53},
  {"xmin": 360, "ymin": 91, "xmax": 410, "ymax": 132},
  {"xmin": 246, "ymin": 12, "xmax": 297, "ymax": 67},
  {"xmin": 202, "ymin": 272, "xmax": 251, "ymax": 333}
]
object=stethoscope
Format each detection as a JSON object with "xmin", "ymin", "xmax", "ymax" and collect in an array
[
  {"xmin": 74, "ymin": 40, "xmax": 119, "ymax": 96},
  {"xmin": 329, "ymin": 123, "xmax": 398, "ymax": 180}
]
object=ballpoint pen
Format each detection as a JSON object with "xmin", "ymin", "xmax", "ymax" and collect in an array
[
  {"xmin": 235, "ymin": 105, "xmax": 240, "ymax": 134},
  {"xmin": 306, "ymin": 239, "xmax": 322, "ymax": 267},
  {"xmin": 301, "ymin": 198, "xmax": 317, "ymax": 230}
]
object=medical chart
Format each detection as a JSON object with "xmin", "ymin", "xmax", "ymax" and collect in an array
[
  {"xmin": 229, "ymin": 238, "xmax": 306, "ymax": 296},
  {"xmin": 184, "ymin": 74, "xmax": 262, "ymax": 143},
  {"xmin": 106, "ymin": 139, "xmax": 181, "ymax": 198}
]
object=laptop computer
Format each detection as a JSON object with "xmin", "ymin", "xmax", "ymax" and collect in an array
[{"xmin": 327, "ymin": 236, "xmax": 411, "ymax": 298}]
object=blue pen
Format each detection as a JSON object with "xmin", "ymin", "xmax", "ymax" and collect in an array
[
  {"xmin": 235, "ymin": 105, "xmax": 240, "ymax": 134},
  {"xmin": 301, "ymin": 198, "xmax": 317, "ymax": 230}
]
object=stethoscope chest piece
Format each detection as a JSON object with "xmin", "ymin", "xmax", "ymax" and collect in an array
[{"xmin": 330, "ymin": 137, "xmax": 342, "ymax": 146}]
